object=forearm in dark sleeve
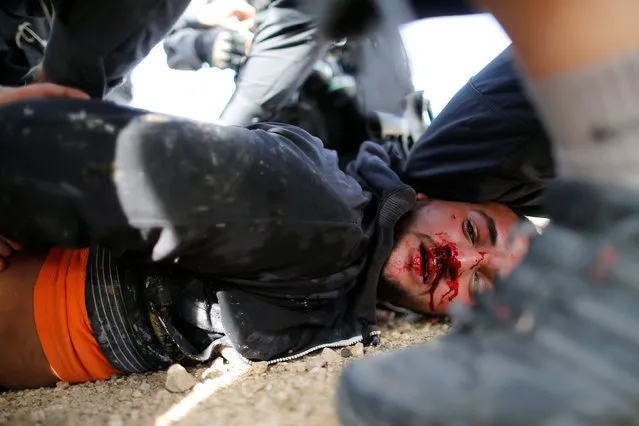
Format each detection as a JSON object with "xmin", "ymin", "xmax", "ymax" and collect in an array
[
  {"xmin": 43, "ymin": 0, "xmax": 190, "ymax": 98},
  {"xmin": 0, "ymin": 99, "xmax": 366, "ymax": 274}
]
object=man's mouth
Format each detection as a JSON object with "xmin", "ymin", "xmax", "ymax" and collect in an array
[
  {"xmin": 411, "ymin": 246, "xmax": 424, "ymax": 277},
  {"xmin": 420, "ymin": 243, "xmax": 434, "ymax": 286},
  {"xmin": 410, "ymin": 243, "xmax": 435, "ymax": 286}
]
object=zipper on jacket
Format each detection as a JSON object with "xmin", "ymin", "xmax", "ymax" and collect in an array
[{"xmin": 234, "ymin": 330, "xmax": 382, "ymax": 365}]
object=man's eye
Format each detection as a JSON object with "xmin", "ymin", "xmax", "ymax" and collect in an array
[
  {"xmin": 465, "ymin": 219, "xmax": 477, "ymax": 244},
  {"xmin": 470, "ymin": 272, "xmax": 492, "ymax": 302}
]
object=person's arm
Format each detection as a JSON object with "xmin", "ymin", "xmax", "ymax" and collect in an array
[
  {"xmin": 0, "ymin": 99, "xmax": 368, "ymax": 276},
  {"xmin": 219, "ymin": 1, "xmax": 329, "ymax": 125},
  {"xmin": 0, "ymin": 83, "xmax": 89, "ymax": 270},
  {"xmin": 29, "ymin": 0, "xmax": 190, "ymax": 98}
]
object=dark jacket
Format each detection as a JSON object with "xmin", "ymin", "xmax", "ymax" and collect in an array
[
  {"xmin": 127, "ymin": 140, "xmax": 416, "ymax": 367},
  {"xmin": 0, "ymin": 98, "xmax": 414, "ymax": 369},
  {"xmin": 5, "ymin": 0, "xmax": 190, "ymax": 97}
]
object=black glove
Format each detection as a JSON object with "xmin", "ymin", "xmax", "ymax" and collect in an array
[
  {"xmin": 163, "ymin": 28, "xmax": 205, "ymax": 71},
  {"xmin": 199, "ymin": 28, "xmax": 248, "ymax": 72},
  {"xmin": 164, "ymin": 27, "xmax": 248, "ymax": 72}
]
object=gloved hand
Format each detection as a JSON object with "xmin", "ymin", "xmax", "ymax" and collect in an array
[
  {"xmin": 164, "ymin": 27, "xmax": 250, "ymax": 72},
  {"xmin": 206, "ymin": 28, "xmax": 250, "ymax": 71},
  {"xmin": 163, "ymin": 28, "xmax": 204, "ymax": 71}
]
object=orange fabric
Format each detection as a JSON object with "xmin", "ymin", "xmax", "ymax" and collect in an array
[{"xmin": 33, "ymin": 248, "xmax": 120, "ymax": 383}]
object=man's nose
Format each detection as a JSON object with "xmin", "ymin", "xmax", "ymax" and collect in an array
[{"xmin": 455, "ymin": 247, "xmax": 491, "ymax": 274}]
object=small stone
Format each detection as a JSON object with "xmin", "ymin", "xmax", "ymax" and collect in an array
[
  {"xmin": 139, "ymin": 381, "xmax": 151, "ymax": 393},
  {"xmin": 321, "ymin": 348, "xmax": 341, "ymax": 364},
  {"xmin": 251, "ymin": 361, "xmax": 269, "ymax": 374},
  {"xmin": 55, "ymin": 381, "xmax": 70, "ymax": 390},
  {"xmin": 351, "ymin": 343, "xmax": 365, "ymax": 357},
  {"xmin": 165, "ymin": 364, "xmax": 197, "ymax": 393},
  {"xmin": 132, "ymin": 390, "xmax": 142, "ymax": 398},
  {"xmin": 340, "ymin": 348, "xmax": 353, "ymax": 358},
  {"xmin": 110, "ymin": 372, "xmax": 121, "ymax": 381},
  {"xmin": 307, "ymin": 357, "xmax": 327, "ymax": 370}
]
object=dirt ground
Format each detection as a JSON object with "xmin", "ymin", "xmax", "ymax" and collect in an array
[{"xmin": 0, "ymin": 313, "xmax": 450, "ymax": 426}]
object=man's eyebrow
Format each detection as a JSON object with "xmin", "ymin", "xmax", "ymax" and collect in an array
[{"xmin": 474, "ymin": 210, "xmax": 497, "ymax": 246}]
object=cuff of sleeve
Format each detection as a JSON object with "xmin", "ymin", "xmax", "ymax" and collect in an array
[{"xmin": 42, "ymin": 20, "xmax": 107, "ymax": 98}]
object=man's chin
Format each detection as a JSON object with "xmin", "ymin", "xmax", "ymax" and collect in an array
[{"xmin": 377, "ymin": 275, "xmax": 432, "ymax": 316}]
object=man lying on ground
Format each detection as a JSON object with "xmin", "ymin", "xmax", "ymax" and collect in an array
[{"xmin": 0, "ymin": 87, "xmax": 527, "ymax": 389}]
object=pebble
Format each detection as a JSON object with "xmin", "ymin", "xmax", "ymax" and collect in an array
[
  {"xmin": 165, "ymin": 364, "xmax": 197, "ymax": 393},
  {"xmin": 139, "ymin": 381, "xmax": 151, "ymax": 393},
  {"xmin": 321, "ymin": 348, "xmax": 341, "ymax": 364},
  {"xmin": 340, "ymin": 348, "xmax": 353, "ymax": 358},
  {"xmin": 132, "ymin": 390, "xmax": 142, "ymax": 398},
  {"xmin": 251, "ymin": 361, "xmax": 269, "ymax": 374},
  {"xmin": 351, "ymin": 343, "xmax": 365, "ymax": 357},
  {"xmin": 306, "ymin": 357, "xmax": 327, "ymax": 370},
  {"xmin": 55, "ymin": 381, "xmax": 70, "ymax": 390}
]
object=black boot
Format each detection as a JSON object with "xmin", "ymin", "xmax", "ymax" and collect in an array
[{"xmin": 338, "ymin": 181, "xmax": 639, "ymax": 426}]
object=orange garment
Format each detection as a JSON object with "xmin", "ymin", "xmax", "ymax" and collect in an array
[{"xmin": 33, "ymin": 248, "xmax": 120, "ymax": 383}]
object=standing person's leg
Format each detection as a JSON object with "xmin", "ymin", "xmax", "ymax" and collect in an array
[
  {"xmin": 483, "ymin": 0, "xmax": 639, "ymax": 191},
  {"xmin": 0, "ymin": 98, "xmax": 367, "ymax": 276},
  {"xmin": 338, "ymin": 1, "xmax": 639, "ymax": 425},
  {"xmin": 219, "ymin": 0, "xmax": 329, "ymax": 125}
]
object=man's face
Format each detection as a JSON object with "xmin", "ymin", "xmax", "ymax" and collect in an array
[{"xmin": 380, "ymin": 195, "xmax": 529, "ymax": 316}]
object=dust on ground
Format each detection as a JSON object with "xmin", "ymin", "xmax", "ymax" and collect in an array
[{"xmin": 0, "ymin": 312, "xmax": 450, "ymax": 426}]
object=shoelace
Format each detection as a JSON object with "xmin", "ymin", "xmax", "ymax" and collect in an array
[
  {"xmin": 14, "ymin": 22, "xmax": 47, "ymax": 50},
  {"xmin": 14, "ymin": 0, "xmax": 53, "ymax": 51}
]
